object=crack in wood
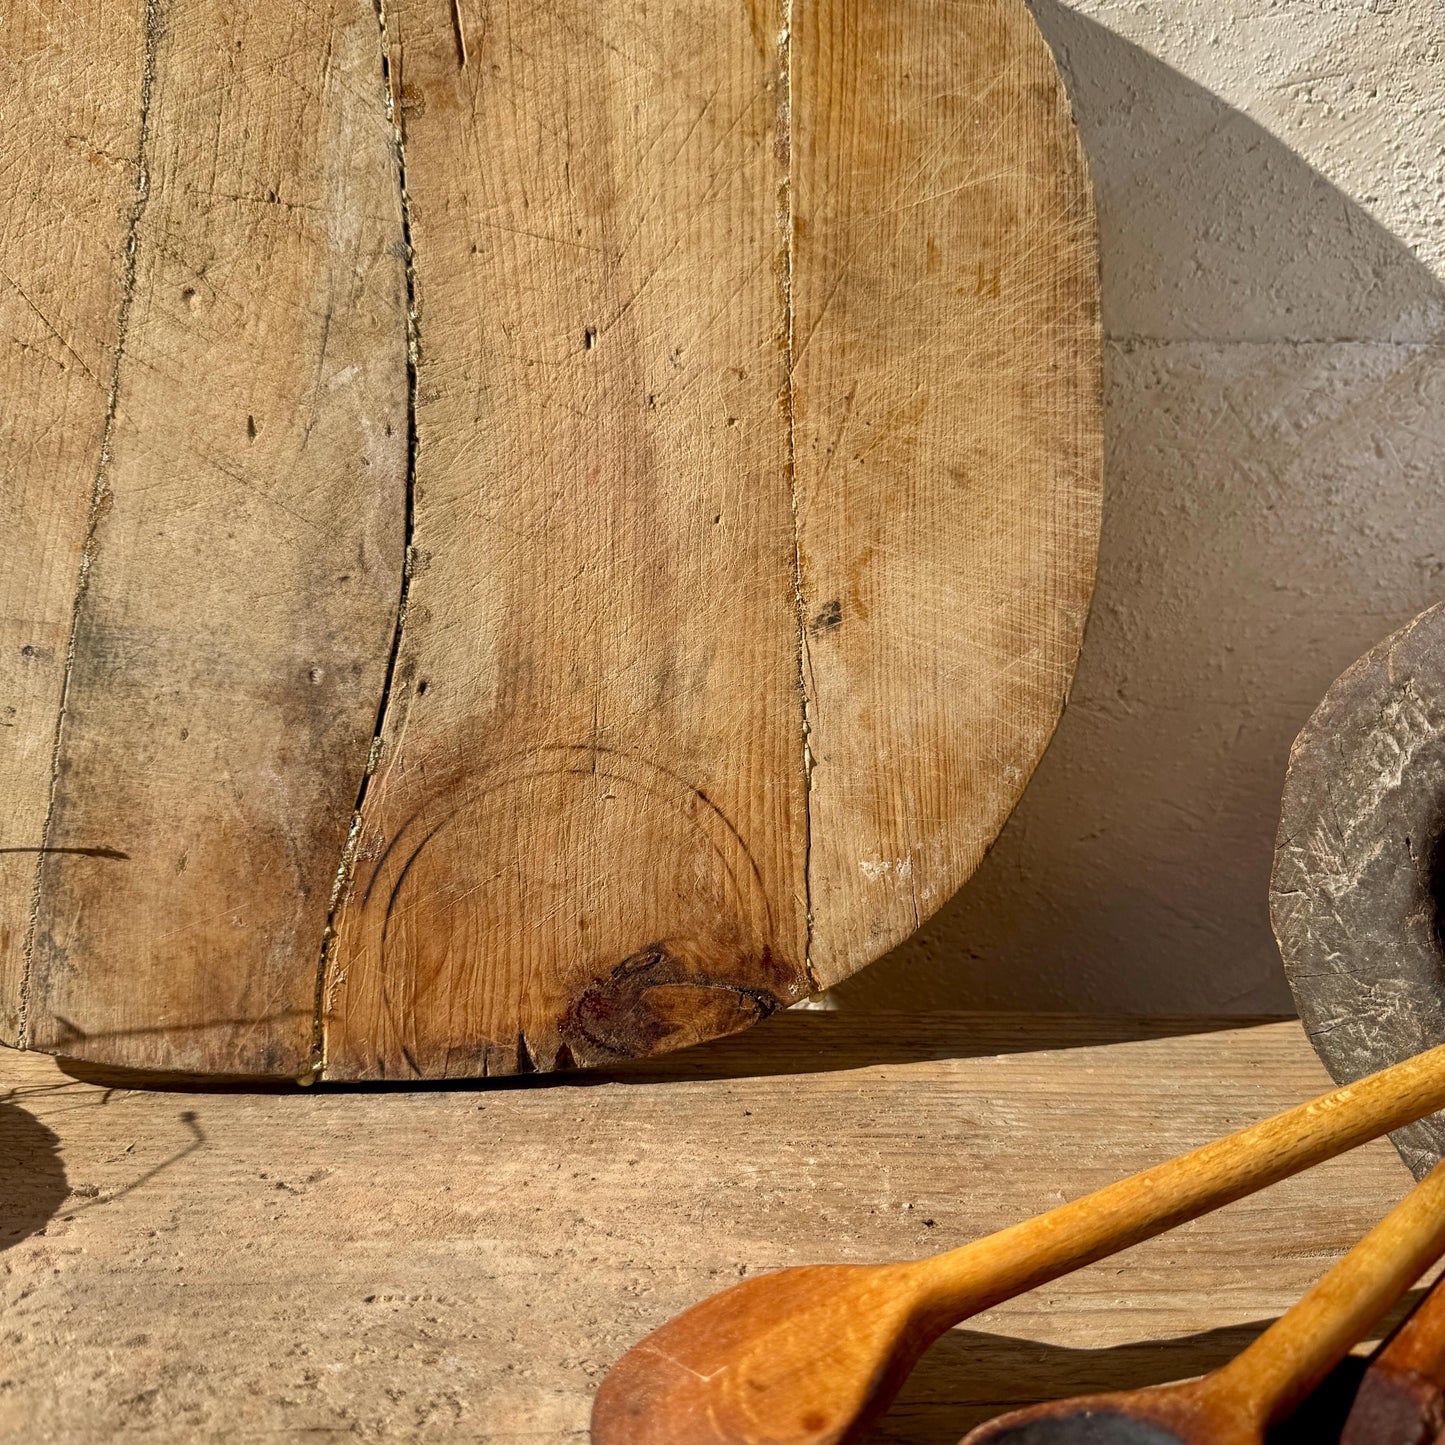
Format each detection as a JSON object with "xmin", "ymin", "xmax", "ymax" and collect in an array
[
  {"xmin": 778, "ymin": 1, "xmax": 817, "ymax": 992},
  {"xmin": 310, "ymin": 0, "xmax": 420, "ymax": 1080},
  {"xmin": 0, "ymin": 847, "xmax": 129, "ymax": 861}
]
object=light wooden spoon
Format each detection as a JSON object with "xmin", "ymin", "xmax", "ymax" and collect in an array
[
  {"xmin": 591, "ymin": 1042, "xmax": 1445, "ymax": 1445},
  {"xmin": 960, "ymin": 1157, "xmax": 1445, "ymax": 1444}
]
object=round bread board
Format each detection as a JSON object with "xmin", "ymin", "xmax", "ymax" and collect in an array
[{"xmin": 2, "ymin": 0, "xmax": 1100, "ymax": 1078}]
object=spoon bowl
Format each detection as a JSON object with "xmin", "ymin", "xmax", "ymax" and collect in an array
[
  {"xmin": 592, "ymin": 1264, "xmax": 932, "ymax": 1445},
  {"xmin": 966, "ymin": 1414, "xmax": 1193, "ymax": 1445}
]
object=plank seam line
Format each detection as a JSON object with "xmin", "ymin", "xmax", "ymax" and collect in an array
[
  {"xmin": 310, "ymin": 0, "xmax": 420, "ymax": 1078},
  {"xmin": 779, "ymin": 1, "xmax": 817, "ymax": 992},
  {"xmin": 17, "ymin": 0, "xmax": 163, "ymax": 1051}
]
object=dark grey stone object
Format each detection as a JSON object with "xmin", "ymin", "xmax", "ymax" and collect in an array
[{"xmin": 1272, "ymin": 602, "xmax": 1445, "ymax": 1180}]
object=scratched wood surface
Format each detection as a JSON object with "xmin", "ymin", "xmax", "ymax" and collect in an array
[
  {"xmin": 322, "ymin": 0, "xmax": 808, "ymax": 1079},
  {"xmin": 0, "ymin": 1017, "xmax": 1420, "ymax": 1443},
  {"xmin": 3, "ymin": 0, "xmax": 1099, "ymax": 1079},
  {"xmin": 4, "ymin": 0, "xmax": 409, "ymax": 1074},
  {"xmin": 791, "ymin": 0, "xmax": 1100, "ymax": 985},
  {"xmin": 0, "ymin": 0, "xmax": 147, "ymax": 1038}
]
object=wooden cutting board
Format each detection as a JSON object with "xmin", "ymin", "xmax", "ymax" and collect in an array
[{"xmin": 1, "ymin": 0, "xmax": 1100, "ymax": 1079}]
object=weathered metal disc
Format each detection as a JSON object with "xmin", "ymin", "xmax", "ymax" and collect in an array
[{"xmin": 1273, "ymin": 602, "xmax": 1445, "ymax": 1178}]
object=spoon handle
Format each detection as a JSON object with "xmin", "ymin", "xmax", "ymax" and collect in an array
[
  {"xmin": 1205, "ymin": 1158, "xmax": 1445, "ymax": 1427},
  {"xmin": 911, "ymin": 1041, "xmax": 1445, "ymax": 1322}
]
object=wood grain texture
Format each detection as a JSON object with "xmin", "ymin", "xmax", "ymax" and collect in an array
[
  {"xmin": 0, "ymin": 0, "xmax": 147, "ymax": 1037},
  {"xmin": 17, "ymin": 0, "xmax": 409, "ymax": 1072},
  {"xmin": 1272, "ymin": 602, "xmax": 1445, "ymax": 1181},
  {"xmin": 0, "ymin": 1016, "xmax": 1416, "ymax": 1443},
  {"xmin": 322, "ymin": 0, "xmax": 1100, "ymax": 1076},
  {"xmin": 791, "ymin": 0, "xmax": 1101, "ymax": 983},
  {"xmin": 4, "ymin": 0, "xmax": 1099, "ymax": 1078},
  {"xmin": 321, "ymin": 0, "xmax": 809, "ymax": 1079}
]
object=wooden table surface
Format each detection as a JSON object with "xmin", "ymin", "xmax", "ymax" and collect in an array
[{"xmin": 0, "ymin": 1013, "xmax": 1425, "ymax": 1443}]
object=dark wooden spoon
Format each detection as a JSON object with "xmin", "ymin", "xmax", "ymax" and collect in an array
[
  {"xmin": 1341, "ymin": 1264, "xmax": 1445, "ymax": 1444},
  {"xmin": 960, "ymin": 1158, "xmax": 1445, "ymax": 1445}
]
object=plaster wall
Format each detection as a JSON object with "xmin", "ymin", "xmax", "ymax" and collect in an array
[{"xmin": 839, "ymin": 0, "xmax": 1445, "ymax": 1015}]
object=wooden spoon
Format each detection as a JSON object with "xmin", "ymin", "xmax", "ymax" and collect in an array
[
  {"xmin": 959, "ymin": 1157, "xmax": 1445, "ymax": 1445},
  {"xmin": 1342, "ymin": 1265, "xmax": 1445, "ymax": 1444},
  {"xmin": 591, "ymin": 1042, "xmax": 1445, "ymax": 1445}
]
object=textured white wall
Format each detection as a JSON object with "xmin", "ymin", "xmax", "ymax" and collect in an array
[{"xmin": 835, "ymin": 0, "xmax": 1445, "ymax": 1016}]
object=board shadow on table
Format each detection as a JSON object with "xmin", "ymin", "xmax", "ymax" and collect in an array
[
  {"xmin": 45, "ymin": 1010, "xmax": 1287, "ymax": 1093},
  {"xmin": 871, "ymin": 1293, "xmax": 1424, "ymax": 1445},
  {"xmin": 0, "ymin": 1098, "xmax": 67, "ymax": 1251}
]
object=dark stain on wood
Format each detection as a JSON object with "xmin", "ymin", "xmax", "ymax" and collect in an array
[
  {"xmin": 559, "ymin": 942, "xmax": 781, "ymax": 1062},
  {"xmin": 809, "ymin": 599, "xmax": 842, "ymax": 636}
]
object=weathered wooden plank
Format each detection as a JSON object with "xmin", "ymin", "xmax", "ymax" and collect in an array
[
  {"xmin": 22, "ymin": 0, "xmax": 410, "ymax": 1072},
  {"xmin": 0, "ymin": 0, "xmax": 148, "ymax": 1039},
  {"xmin": 789, "ymin": 0, "xmax": 1102, "ymax": 982},
  {"xmin": 322, "ymin": 0, "xmax": 809, "ymax": 1078},
  {"xmin": 0, "ymin": 1017, "xmax": 1412, "ymax": 1442}
]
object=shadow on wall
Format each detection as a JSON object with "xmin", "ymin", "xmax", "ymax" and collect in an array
[
  {"xmin": 836, "ymin": 1, "xmax": 1445, "ymax": 1016},
  {"xmin": 0, "ymin": 1100, "xmax": 67, "ymax": 1250}
]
